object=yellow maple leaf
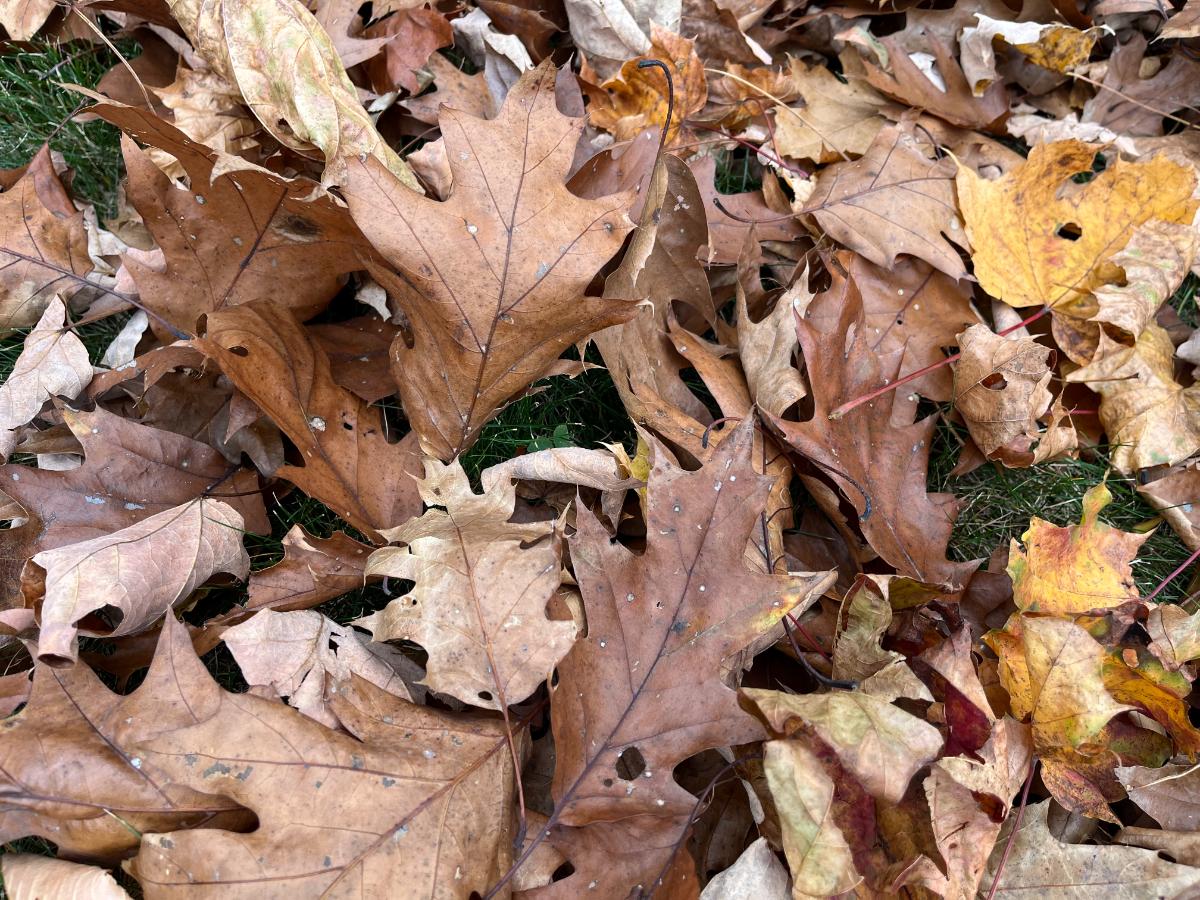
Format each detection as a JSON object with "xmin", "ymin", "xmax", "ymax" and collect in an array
[{"xmin": 956, "ymin": 142, "xmax": 1197, "ymax": 322}]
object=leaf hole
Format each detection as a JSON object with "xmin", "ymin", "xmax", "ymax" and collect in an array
[
  {"xmin": 477, "ymin": 690, "xmax": 493, "ymax": 702},
  {"xmin": 616, "ymin": 746, "xmax": 646, "ymax": 781},
  {"xmin": 227, "ymin": 346, "xmax": 250, "ymax": 357},
  {"xmin": 981, "ymin": 373, "xmax": 1008, "ymax": 391},
  {"xmin": 1056, "ymin": 222, "xmax": 1082, "ymax": 241}
]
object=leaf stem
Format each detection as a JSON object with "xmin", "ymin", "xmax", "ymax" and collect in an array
[
  {"xmin": 1146, "ymin": 542, "xmax": 1200, "ymax": 602},
  {"xmin": 828, "ymin": 305, "xmax": 1051, "ymax": 420}
]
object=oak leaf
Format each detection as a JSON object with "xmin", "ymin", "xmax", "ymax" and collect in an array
[
  {"xmin": 1083, "ymin": 34, "xmax": 1200, "ymax": 137},
  {"xmin": 773, "ymin": 60, "xmax": 888, "ymax": 163},
  {"xmin": 745, "ymin": 686, "xmax": 944, "ymax": 803},
  {"xmin": 164, "ymin": 0, "xmax": 418, "ymax": 187},
  {"xmin": 95, "ymin": 103, "xmax": 380, "ymax": 337},
  {"xmin": 1119, "ymin": 763, "xmax": 1200, "ymax": 829},
  {"xmin": 27, "ymin": 497, "xmax": 249, "ymax": 666},
  {"xmin": 805, "ymin": 121, "xmax": 968, "ymax": 279},
  {"xmin": 341, "ymin": 62, "xmax": 636, "ymax": 460},
  {"xmin": 956, "ymin": 141, "xmax": 1198, "ymax": 344},
  {"xmin": 541, "ymin": 420, "xmax": 834, "ymax": 894},
  {"xmin": 0, "ymin": 296, "xmax": 92, "ymax": 431},
  {"xmin": 356, "ymin": 457, "xmax": 576, "ymax": 710},
  {"xmin": 126, "ymin": 616, "xmax": 521, "ymax": 898},
  {"xmin": 768, "ymin": 283, "xmax": 976, "ymax": 586},
  {"xmin": 194, "ymin": 301, "xmax": 422, "ymax": 539},
  {"xmin": 1067, "ymin": 324, "xmax": 1200, "ymax": 472},
  {"xmin": 0, "ymin": 146, "xmax": 93, "ymax": 329},
  {"xmin": 0, "ymin": 636, "xmax": 249, "ymax": 861}
]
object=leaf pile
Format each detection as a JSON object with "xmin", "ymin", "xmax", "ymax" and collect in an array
[{"xmin": 3, "ymin": 1, "xmax": 1200, "ymax": 897}]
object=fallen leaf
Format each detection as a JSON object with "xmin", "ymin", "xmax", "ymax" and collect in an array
[
  {"xmin": 763, "ymin": 739, "xmax": 863, "ymax": 897},
  {"xmin": 364, "ymin": 4, "xmax": 454, "ymax": 94},
  {"xmin": 0, "ymin": 296, "xmax": 92, "ymax": 431},
  {"xmin": 805, "ymin": 121, "xmax": 969, "ymax": 279},
  {"xmin": 95, "ymin": 102, "xmax": 380, "ymax": 337},
  {"xmin": 986, "ymin": 615, "xmax": 1131, "ymax": 752},
  {"xmin": 1147, "ymin": 604, "xmax": 1200, "ymax": 671},
  {"xmin": 222, "ymin": 608, "xmax": 414, "ymax": 726},
  {"xmin": 1138, "ymin": 460, "xmax": 1200, "ymax": 550},
  {"xmin": 29, "ymin": 497, "xmax": 249, "ymax": 666},
  {"xmin": 698, "ymin": 836, "xmax": 790, "ymax": 900},
  {"xmin": 960, "ymin": 17, "xmax": 1099, "ymax": 94},
  {"xmin": 1114, "ymin": 826, "xmax": 1200, "ymax": 865},
  {"xmin": 1083, "ymin": 34, "xmax": 1200, "ymax": 137},
  {"xmin": 126, "ymin": 616, "xmax": 521, "ymax": 897},
  {"xmin": 736, "ymin": 272, "xmax": 807, "ymax": 416},
  {"xmin": 544, "ymin": 420, "xmax": 834, "ymax": 892},
  {"xmin": 1092, "ymin": 219, "xmax": 1198, "ymax": 341},
  {"xmin": 0, "ymin": 854, "xmax": 132, "ymax": 900},
  {"xmin": 563, "ymin": 0, "xmax": 656, "ymax": 79},
  {"xmin": 745, "ymin": 686, "xmax": 944, "ymax": 803},
  {"xmin": 194, "ymin": 301, "xmax": 423, "ymax": 539},
  {"xmin": 585, "ymin": 24, "xmax": 707, "ymax": 143},
  {"xmin": 956, "ymin": 141, "xmax": 1198, "ymax": 339},
  {"xmin": 356, "ymin": 457, "xmax": 577, "ymax": 709},
  {"xmin": 1163, "ymin": 0, "xmax": 1200, "ymax": 37},
  {"xmin": 341, "ymin": 62, "xmax": 635, "ymax": 460},
  {"xmin": 150, "ymin": 65, "xmax": 258, "ymax": 178},
  {"xmin": 0, "ymin": 146, "xmax": 93, "ymax": 329},
  {"xmin": 165, "ymin": 0, "xmax": 418, "ymax": 187},
  {"xmin": 0, "ymin": 0, "xmax": 55, "ymax": 41},
  {"xmin": 1119, "ymin": 763, "xmax": 1200, "ymax": 829},
  {"xmin": 773, "ymin": 59, "xmax": 888, "ymax": 163},
  {"xmin": 1067, "ymin": 324, "xmax": 1200, "ymax": 472},
  {"xmin": 983, "ymin": 800, "xmax": 1200, "ymax": 896},
  {"xmin": 953, "ymin": 324, "xmax": 1074, "ymax": 465}
]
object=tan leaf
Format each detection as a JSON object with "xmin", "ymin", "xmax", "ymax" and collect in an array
[
  {"xmin": 222, "ymin": 609, "xmax": 414, "ymax": 727},
  {"xmin": 0, "ymin": 296, "xmax": 91, "ymax": 431},
  {"xmin": 832, "ymin": 574, "xmax": 902, "ymax": 682},
  {"xmin": 764, "ymin": 740, "xmax": 863, "ymax": 898},
  {"xmin": 164, "ymin": 0, "xmax": 418, "ymax": 187},
  {"xmin": 1114, "ymin": 827, "xmax": 1200, "ymax": 865},
  {"xmin": 194, "ymin": 301, "xmax": 423, "ymax": 539},
  {"xmin": 0, "ymin": 637, "xmax": 249, "ymax": 861},
  {"xmin": 563, "ymin": 0, "xmax": 656, "ymax": 79},
  {"xmin": 1138, "ymin": 460, "xmax": 1200, "ymax": 551},
  {"xmin": 29, "ymin": 498, "xmax": 249, "ymax": 666},
  {"xmin": 773, "ymin": 60, "xmax": 888, "ymax": 163},
  {"xmin": 1146, "ymin": 604, "xmax": 1200, "ymax": 671},
  {"xmin": 1092, "ymin": 219, "xmax": 1198, "ymax": 340},
  {"xmin": 123, "ymin": 617, "xmax": 521, "ymax": 897},
  {"xmin": 960, "ymin": 17, "xmax": 1099, "ymax": 94},
  {"xmin": 1067, "ymin": 324, "xmax": 1200, "ymax": 472},
  {"xmin": 983, "ymin": 800, "xmax": 1200, "ymax": 896},
  {"xmin": 736, "ymin": 272, "xmax": 807, "ymax": 417},
  {"xmin": 806, "ymin": 121, "xmax": 968, "ymax": 279},
  {"xmin": 94, "ymin": 103, "xmax": 380, "ymax": 337},
  {"xmin": 0, "ymin": 0, "xmax": 55, "ymax": 40},
  {"xmin": 1083, "ymin": 35, "xmax": 1200, "ymax": 137},
  {"xmin": 0, "ymin": 855, "xmax": 131, "ymax": 900},
  {"xmin": 953, "ymin": 324, "xmax": 1076, "ymax": 465},
  {"xmin": 357, "ymin": 458, "xmax": 576, "ymax": 709},
  {"xmin": 236, "ymin": 526, "xmax": 373, "ymax": 620},
  {"xmin": 745, "ymin": 686, "xmax": 944, "ymax": 802},
  {"xmin": 1163, "ymin": 0, "xmax": 1200, "ymax": 38},
  {"xmin": 956, "ymin": 141, "xmax": 1198, "ymax": 330},
  {"xmin": 0, "ymin": 146, "xmax": 93, "ymax": 329},
  {"xmin": 1119, "ymin": 763, "xmax": 1200, "ymax": 829},
  {"xmin": 150, "ymin": 65, "xmax": 258, "ymax": 178},
  {"xmin": 698, "ymin": 837, "xmax": 790, "ymax": 900},
  {"xmin": 544, "ymin": 420, "xmax": 834, "ymax": 894},
  {"xmin": 341, "ymin": 62, "xmax": 635, "ymax": 460}
]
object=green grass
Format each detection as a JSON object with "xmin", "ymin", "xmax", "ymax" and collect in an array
[{"xmin": 0, "ymin": 39, "xmax": 135, "ymax": 218}]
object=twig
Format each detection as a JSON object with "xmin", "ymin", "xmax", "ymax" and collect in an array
[{"xmin": 985, "ymin": 762, "xmax": 1036, "ymax": 900}]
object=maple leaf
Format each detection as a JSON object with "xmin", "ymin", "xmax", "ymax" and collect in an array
[
  {"xmin": 773, "ymin": 60, "xmax": 888, "ymax": 163},
  {"xmin": 528, "ymin": 420, "xmax": 833, "ymax": 894},
  {"xmin": 194, "ymin": 301, "xmax": 422, "ymax": 539},
  {"xmin": 767, "ymin": 281, "xmax": 976, "ymax": 587},
  {"xmin": 356, "ymin": 457, "xmax": 577, "ymax": 710},
  {"xmin": 26, "ymin": 497, "xmax": 249, "ymax": 666},
  {"xmin": 124, "ymin": 616, "xmax": 521, "ymax": 897},
  {"xmin": 340, "ymin": 62, "xmax": 636, "ymax": 460},
  {"xmin": 93, "ymin": 102, "xmax": 380, "ymax": 337},
  {"xmin": 804, "ymin": 121, "xmax": 969, "ymax": 279},
  {"xmin": 956, "ymin": 140, "xmax": 1198, "ymax": 361},
  {"xmin": 0, "ymin": 146, "xmax": 94, "ymax": 329},
  {"xmin": 1067, "ymin": 325, "xmax": 1200, "ymax": 472},
  {"xmin": 0, "ymin": 295, "xmax": 91, "ymax": 431}
]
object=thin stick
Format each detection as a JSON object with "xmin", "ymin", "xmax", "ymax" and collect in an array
[
  {"xmin": 637, "ymin": 59, "xmax": 675, "ymax": 155},
  {"xmin": 829, "ymin": 306, "xmax": 1051, "ymax": 420},
  {"xmin": 1146, "ymin": 542, "xmax": 1200, "ymax": 602},
  {"xmin": 986, "ymin": 763, "xmax": 1036, "ymax": 900}
]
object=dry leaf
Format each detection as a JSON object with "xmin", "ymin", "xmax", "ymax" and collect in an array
[
  {"xmin": 956, "ymin": 141, "xmax": 1198, "ymax": 335},
  {"xmin": 960, "ymin": 17, "xmax": 1099, "ymax": 93},
  {"xmin": 1067, "ymin": 324, "xmax": 1200, "ymax": 472},
  {"xmin": 0, "ymin": 146, "xmax": 93, "ymax": 329},
  {"xmin": 0, "ymin": 296, "xmax": 92, "ymax": 431},
  {"xmin": 123, "ymin": 616, "xmax": 521, "ymax": 897},
  {"xmin": 1092, "ymin": 219, "xmax": 1198, "ymax": 341},
  {"xmin": 1083, "ymin": 35, "xmax": 1200, "ymax": 137},
  {"xmin": 341, "ymin": 62, "xmax": 635, "ymax": 460},
  {"xmin": 357, "ymin": 457, "xmax": 577, "ymax": 710},
  {"xmin": 1119, "ymin": 763, "xmax": 1200, "ymax": 829},
  {"xmin": 806, "ymin": 121, "xmax": 968, "ymax": 279},
  {"xmin": 698, "ymin": 836, "xmax": 790, "ymax": 900},
  {"xmin": 0, "ymin": 0, "xmax": 55, "ymax": 40},
  {"xmin": 194, "ymin": 301, "xmax": 423, "ymax": 539},
  {"xmin": 29, "ymin": 498, "xmax": 249, "ymax": 666},
  {"xmin": 773, "ymin": 60, "xmax": 887, "ymax": 163},
  {"xmin": 563, "ymin": 0, "xmax": 659, "ymax": 78},
  {"xmin": 222, "ymin": 608, "xmax": 414, "ymax": 726},
  {"xmin": 745, "ymin": 686, "xmax": 944, "ymax": 803},
  {"xmin": 1138, "ymin": 461, "xmax": 1200, "ymax": 550},
  {"xmin": 0, "ymin": 855, "xmax": 132, "ymax": 900},
  {"xmin": 150, "ymin": 65, "xmax": 258, "ymax": 177},
  {"xmin": 165, "ymin": 0, "xmax": 418, "ymax": 187}
]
